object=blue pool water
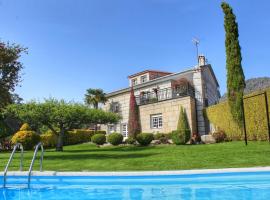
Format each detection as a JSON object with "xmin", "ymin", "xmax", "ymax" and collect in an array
[{"xmin": 0, "ymin": 171, "xmax": 270, "ymax": 200}]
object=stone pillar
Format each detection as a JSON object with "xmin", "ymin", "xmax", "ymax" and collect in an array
[{"xmin": 193, "ymin": 67, "xmax": 206, "ymax": 135}]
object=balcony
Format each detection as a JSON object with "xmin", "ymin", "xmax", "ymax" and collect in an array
[{"xmin": 135, "ymin": 85, "xmax": 195, "ymax": 106}]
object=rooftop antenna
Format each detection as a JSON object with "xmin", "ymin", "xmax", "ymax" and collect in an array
[{"xmin": 192, "ymin": 37, "xmax": 200, "ymax": 66}]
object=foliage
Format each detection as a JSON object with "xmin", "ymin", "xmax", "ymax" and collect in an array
[
  {"xmin": 91, "ymin": 133, "xmax": 106, "ymax": 145},
  {"xmin": 221, "ymin": 2, "xmax": 245, "ymax": 127},
  {"xmin": 172, "ymin": 106, "xmax": 191, "ymax": 145},
  {"xmin": 0, "ymin": 117, "xmax": 12, "ymax": 140},
  {"xmin": 171, "ymin": 130, "xmax": 184, "ymax": 145},
  {"xmin": 84, "ymin": 88, "xmax": 107, "ymax": 109},
  {"xmin": 11, "ymin": 123, "xmax": 40, "ymax": 150},
  {"xmin": 4, "ymin": 99, "xmax": 120, "ymax": 151},
  {"xmin": 64, "ymin": 129, "xmax": 93, "ymax": 145},
  {"xmin": 128, "ymin": 87, "xmax": 141, "ymax": 138},
  {"xmin": 94, "ymin": 130, "xmax": 107, "ymax": 135},
  {"xmin": 41, "ymin": 129, "xmax": 99, "ymax": 148},
  {"xmin": 124, "ymin": 137, "xmax": 136, "ymax": 145},
  {"xmin": 154, "ymin": 133, "xmax": 169, "ymax": 144},
  {"xmin": 0, "ymin": 42, "xmax": 27, "ymax": 109},
  {"xmin": 107, "ymin": 132, "xmax": 123, "ymax": 146},
  {"xmin": 205, "ymin": 88, "xmax": 270, "ymax": 141},
  {"xmin": 136, "ymin": 133, "xmax": 154, "ymax": 146},
  {"xmin": 212, "ymin": 130, "xmax": 228, "ymax": 143},
  {"xmin": 40, "ymin": 130, "xmax": 58, "ymax": 148}
]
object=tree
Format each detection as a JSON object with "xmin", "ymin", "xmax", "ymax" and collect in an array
[
  {"xmin": 172, "ymin": 106, "xmax": 191, "ymax": 145},
  {"xmin": 84, "ymin": 88, "xmax": 107, "ymax": 109},
  {"xmin": 221, "ymin": 2, "xmax": 245, "ymax": 127},
  {"xmin": 128, "ymin": 87, "xmax": 141, "ymax": 138},
  {"xmin": 0, "ymin": 42, "xmax": 27, "ymax": 109},
  {"xmin": 5, "ymin": 99, "xmax": 120, "ymax": 151}
]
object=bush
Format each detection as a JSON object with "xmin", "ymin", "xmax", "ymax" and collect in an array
[
  {"xmin": 124, "ymin": 137, "xmax": 136, "ymax": 145},
  {"xmin": 40, "ymin": 130, "xmax": 58, "ymax": 148},
  {"xmin": 107, "ymin": 132, "xmax": 123, "ymax": 146},
  {"xmin": 11, "ymin": 123, "xmax": 41, "ymax": 150},
  {"xmin": 212, "ymin": 130, "xmax": 228, "ymax": 143},
  {"xmin": 94, "ymin": 130, "xmax": 106, "ymax": 135},
  {"xmin": 64, "ymin": 129, "xmax": 93, "ymax": 145},
  {"xmin": 136, "ymin": 133, "xmax": 154, "ymax": 146},
  {"xmin": 171, "ymin": 130, "xmax": 191, "ymax": 145},
  {"xmin": 91, "ymin": 133, "xmax": 106, "ymax": 145},
  {"xmin": 154, "ymin": 133, "xmax": 169, "ymax": 144}
]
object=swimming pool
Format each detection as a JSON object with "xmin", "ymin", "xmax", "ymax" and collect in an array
[{"xmin": 1, "ymin": 170, "xmax": 270, "ymax": 200}]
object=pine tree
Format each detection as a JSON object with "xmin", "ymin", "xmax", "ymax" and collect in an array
[
  {"xmin": 128, "ymin": 87, "xmax": 141, "ymax": 138},
  {"xmin": 221, "ymin": 2, "xmax": 245, "ymax": 127}
]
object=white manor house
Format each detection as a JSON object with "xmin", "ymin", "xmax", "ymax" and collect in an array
[{"xmin": 101, "ymin": 55, "xmax": 220, "ymax": 137}]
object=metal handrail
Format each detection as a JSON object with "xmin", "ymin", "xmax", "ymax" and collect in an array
[
  {"xmin": 3, "ymin": 143, "xmax": 24, "ymax": 187},
  {"xmin": 27, "ymin": 142, "xmax": 44, "ymax": 187}
]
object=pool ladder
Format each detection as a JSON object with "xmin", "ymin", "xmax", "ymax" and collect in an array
[{"xmin": 3, "ymin": 142, "xmax": 44, "ymax": 188}]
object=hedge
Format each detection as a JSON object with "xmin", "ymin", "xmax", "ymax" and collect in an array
[
  {"xmin": 41, "ymin": 129, "xmax": 107, "ymax": 148},
  {"xmin": 205, "ymin": 88, "xmax": 270, "ymax": 141}
]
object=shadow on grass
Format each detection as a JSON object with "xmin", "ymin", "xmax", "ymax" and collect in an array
[
  {"xmin": 44, "ymin": 152, "xmax": 158, "ymax": 160},
  {"xmin": 61, "ymin": 146, "xmax": 157, "ymax": 153}
]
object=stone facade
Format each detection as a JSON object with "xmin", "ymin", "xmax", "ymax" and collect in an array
[{"xmin": 139, "ymin": 96, "xmax": 196, "ymax": 134}]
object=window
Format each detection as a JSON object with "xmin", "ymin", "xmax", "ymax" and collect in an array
[
  {"xmin": 108, "ymin": 125, "xmax": 116, "ymax": 133},
  {"xmin": 140, "ymin": 75, "xmax": 147, "ymax": 83},
  {"xmin": 122, "ymin": 123, "xmax": 128, "ymax": 137},
  {"xmin": 110, "ymin": 102, "xmax": 120, "ymax": 113},
  {"xmin": 151, "ymin": 114, "xmax": 162, "ymax": 129},
  {"xmin": 132, "ymin": 78, "xmax": 137, "ymax": 86}
]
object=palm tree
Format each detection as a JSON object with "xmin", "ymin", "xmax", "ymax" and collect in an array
[{"xmin": 84, "ymin": 88, "xmax": 107, "ymax": 109}]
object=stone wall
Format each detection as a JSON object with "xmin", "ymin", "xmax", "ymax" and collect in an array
[{"xmin": 139, "ymin": 96, "xmax": 196, "ymax": 134}]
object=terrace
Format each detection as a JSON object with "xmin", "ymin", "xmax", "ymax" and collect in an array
[{"xmin": 135, "ymin": 83, "xmax": 195, "ymax": 106}]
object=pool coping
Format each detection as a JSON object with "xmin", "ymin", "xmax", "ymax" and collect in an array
[{"xmin": 1, "ymin": 167, "xmax": 270, "ymax": 176}]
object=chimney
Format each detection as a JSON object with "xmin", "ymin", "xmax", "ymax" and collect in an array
[{"xmin": 198, "ymin": 55, "xmax": 206, "ymax": 66}]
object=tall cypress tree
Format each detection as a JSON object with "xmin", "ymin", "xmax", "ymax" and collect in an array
[
  {"xmin": 128, "ymin": 87, "xmax": 141, "ymax": 138},
  {"xmin": 221, "ymin": 2, "xmax": 245, "ymax": 127}
]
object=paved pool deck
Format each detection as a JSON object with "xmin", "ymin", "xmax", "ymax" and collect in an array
[{"xmin": 1, "ymin": 166, "xmax": 270, "ymax": 176}]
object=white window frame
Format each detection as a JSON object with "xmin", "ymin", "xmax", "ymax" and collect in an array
[
  {"xmin": 132, "ymin": 78, "xmax": 137, "ymax": 86},
  {"xmin": 121, "ymin": 123, "xmax": 128, "ymax": 137},
  {"xmin": 140, "ymin": 75, "xmax": 147, "ymax": 83},
  {"xmin": 108, "ymin": 124, "xmax": 116, "ymax": 134},
  {"xmin": 151, "ymin": 114, "xmax": 162, "ymax": 129}
]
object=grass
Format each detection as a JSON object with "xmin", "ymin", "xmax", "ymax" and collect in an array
[{"xmin": 0, "ymin": 141, "xmax": 270, "ymax": 171}]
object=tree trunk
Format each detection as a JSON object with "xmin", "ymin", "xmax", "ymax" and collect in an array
[{"xmin": 56, "ymin": 128, "xmax": 65, "ymax": 151}]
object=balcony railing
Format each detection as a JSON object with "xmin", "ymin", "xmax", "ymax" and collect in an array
[{"xmin": 135, "ymin": 85, "xmax": 195, "ymax": 106}]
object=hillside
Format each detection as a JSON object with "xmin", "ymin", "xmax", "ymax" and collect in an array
[{"xmin": 220, "ymin": 77, "xmax": 270, "ymax": 101}]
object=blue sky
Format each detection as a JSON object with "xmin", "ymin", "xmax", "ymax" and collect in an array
[{"xmin": 0, "ymin": 0, "xmax": 269, "ymax": 102}]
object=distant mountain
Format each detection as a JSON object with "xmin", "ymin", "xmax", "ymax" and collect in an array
[{"xmin": 220, "ymin": 77, "xmax": 270, "ymax": 101}]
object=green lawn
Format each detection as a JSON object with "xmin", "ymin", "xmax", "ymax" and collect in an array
[{"xmin": 1, "ymin": 141, "xmax": 270, "ymax": 171}]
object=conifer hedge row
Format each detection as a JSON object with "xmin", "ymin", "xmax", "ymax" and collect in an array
[{"xmin": 205, "ymin": 89, "xmax": 270, "ymax": 141}]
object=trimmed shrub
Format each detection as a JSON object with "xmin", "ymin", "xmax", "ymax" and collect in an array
[
  {"xmin": 91, "ymin": 133, "xmax": 106, "ymax": 145},
  {"xmin": 212, "ymin": 130, "xmax": 228, "ymax": 143},
  {"xmin": 94, "ymin": 130, "xmax": 106, "ymax": 135},
  {"xmin": 107, "ymin": 132, "xmax": 123, "ymax": 146},
  {"xmin": 171, "ymin": 130, "xmax": 185, "ymax": 145},
  {"xmin": 136, "ymin": 133, "xmax": 154, "ymax": 146},
  {"xmin": 40, "ymin": 130, "xmax": 58, "ymax": 148},
  {"xmin": 171, "ymin": 106, "xmax": 191, "ymax": 145},
  {"xmin": 124, "ymin": 137, "xmax": 136, "ymax": 145},
  {"xmin": 64, "ymin": 129, "xmax": 93, "ymax": 145},
  {"xmin": 11, "ymin": 123, "xmax": 41, "ymax": 150},
  {"xmin": 205, "ymin": 88, "xmax": 270, "ymax": 141}
]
